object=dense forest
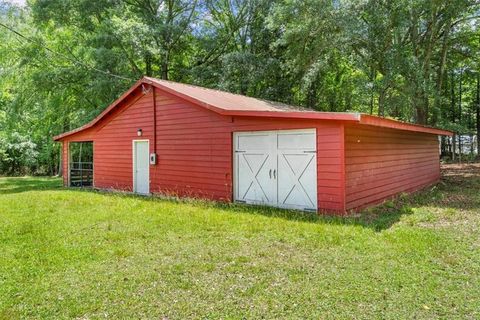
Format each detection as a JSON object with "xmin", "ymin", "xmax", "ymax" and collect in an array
[{"xmin": 0, "ymin": 0, "xmax": 479, "ymax": 175}]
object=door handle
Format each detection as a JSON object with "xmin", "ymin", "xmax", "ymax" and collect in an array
[
  {"xmin": 273, "ymin": 169, "xmax": 276, "ymax": 179},
  {"xmin": 269, "ymin": 169, "xmax": 272, "ymax": 179}
]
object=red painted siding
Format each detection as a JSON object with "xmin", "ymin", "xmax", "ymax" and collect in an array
[
  {"xmin": 60, "ymin": 86, "xmax": 443, "ymax": 214},
  {"xmin": 62, "ymin": 142, "xmax": 68, "ymax": 186},
  {"xmin": 60, "ymin": 88, "xmax": 345, "ymax": 213},
  {"xmin": 344, "ymin": 124, "xmax": 440, "ymax": 211}
]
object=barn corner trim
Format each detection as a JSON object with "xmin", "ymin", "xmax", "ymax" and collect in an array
[{"xmin": 53, "ymin": 76, "xmax": 453, "ymax": 141}]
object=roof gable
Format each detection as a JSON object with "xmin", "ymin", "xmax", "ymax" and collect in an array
[{"xmin": 54, "ymin": 77, "xmax": 452, "ymax": 141}]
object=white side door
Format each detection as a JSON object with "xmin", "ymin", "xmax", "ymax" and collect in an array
[
  {"xmin": 277, "ymin": 129, "xmax": 317, "ymax": 211},
  {"xmin": 133, "ymin": 140, "xmax": 150, "ymax": 194},
  {"xmin": 234, "ymin": 131, "xmax": 277, "ymax": 205}
]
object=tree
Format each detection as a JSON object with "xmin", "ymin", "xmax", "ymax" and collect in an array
[{"xmin": 1, "ymin": 0, "xmax": 480, "ymax": 175}]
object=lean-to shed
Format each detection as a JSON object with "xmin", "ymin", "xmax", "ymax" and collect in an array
[{"xmin": 54, "ymin": 77, "xmax": 452, "ymax": 214}]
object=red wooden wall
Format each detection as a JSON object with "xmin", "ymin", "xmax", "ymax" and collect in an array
[
  {"xmin": 60, "ymin": 88, "xmax": 346, "ymax": 213},
  {"xmin": 60, "ymin": 87, "xmax": 442, "ymax": 214},
  {"xmin": 344, "ymin": 124, "xmax": 441, "ymax": 211}
]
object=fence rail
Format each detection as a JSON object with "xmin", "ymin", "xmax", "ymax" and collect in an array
[{"xmin": 69, "ymin": 162, "xmax": 93, "ymax": 187}]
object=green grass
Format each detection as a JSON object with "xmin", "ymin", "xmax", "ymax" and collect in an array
[{"xmin": 0, "ymin": 165, "xmax": 479, "ymax": 319}]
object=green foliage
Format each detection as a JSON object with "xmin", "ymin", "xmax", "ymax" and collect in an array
[
  {"xmin": 0, "ymin": 0, "xmax": 479, "ymax": 174},
  {"xmin": 0, "ymin": 132, "xmax": 38, "ymax": 174}
]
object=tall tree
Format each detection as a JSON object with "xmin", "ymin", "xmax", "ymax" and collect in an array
[{"xmin": 1, "ymin": 0, "xmax": 480, "ymax": 174}]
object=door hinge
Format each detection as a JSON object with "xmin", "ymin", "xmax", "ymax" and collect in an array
[
  {"xmin": 236, "ymin": 200, "xmax": 247, "ymax": 203},
  {"xmin": 303, "ymin": 150, "xmax": 316, "ymax": 153},
  {"xmin": 235, "ymin": 150, "xmax": 246, "ymax": 153}
]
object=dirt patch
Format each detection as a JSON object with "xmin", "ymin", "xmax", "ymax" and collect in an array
[
  {"xmin": 441, "ymin": 163, "xmax": 480, "ymax": 183},
  {"xmin": 438, "ymin": 163, "xmax": 480, "ymax": 208},
  {"xmin": 355, "ymin": 163, "xmax": 480, "ymax": 231}
]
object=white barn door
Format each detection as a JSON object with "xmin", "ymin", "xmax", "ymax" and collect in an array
[
  {"xmin": 133, "ymin": 140, "xmax": 150, "ymax": 194},
  {"xmin": 234, "ymin": 131, "xmax": 277, "ymax": 205},
  {"xmin": 234, "ymin": 129, "xmax": 317, "ymax": 211},
  {"xmin": 276, "ymin": 130, "xmax": 317, "ymax": 211}
]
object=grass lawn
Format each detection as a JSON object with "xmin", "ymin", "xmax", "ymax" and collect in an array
[{"xmin": 0, "ymin": 164, "xmax": 479, "ymax": 319}]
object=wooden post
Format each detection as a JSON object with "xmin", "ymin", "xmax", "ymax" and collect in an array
[
  {"xmin": 476, "ymin": 72, "xmax": 480, "ymax": 158},
  {"xmin": 58, "ymin": 144, "xmax": 63, "ymax": 177},
  {"xmin": 441, "ymin": 136, "xmax": 446, "ymax": 157},
  {"xmin": 458, "ymin": 135, "xmax": 462, "ymax": 164},
  {"xmin": 452, "ymin": 134, "xmax": 456, "ymax": 162}
]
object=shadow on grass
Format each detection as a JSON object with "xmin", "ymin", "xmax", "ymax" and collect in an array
[
  {"xmin": 0, "ymin": 176, "xmax": 63, "ymax": 195},
  {"xmin": 125, "ymin": 193, "xmax": 416, "ymax": 232},
  {"xmin": 0, "ymin": 177, "xmax": 403, "ymax": 231},
  {"xmin": 209, "ymin": 201, "xmax": 412, "ymax": 232},
  {"xmin": 1, "ymin": 163, "xmax": 478, "ymax": 232}
]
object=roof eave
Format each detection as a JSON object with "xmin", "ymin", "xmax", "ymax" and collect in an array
[
  {"xmin": 54, "ymin": 78, "xmax": 147, "ymax": 141},
  {"xmin": 53, "ymin": 127, "xmax": 89, "ymax": 141},
  {"xmin": 222, "ymin": 110, "xmax": 361, "ymax": 121},
  {"xmin": 53, "ymin": 77, "xmax": 453, "ymax": 142},
  {"xmin": 359, "ymin": 114, "xmax": 454, "ymax": 136}
]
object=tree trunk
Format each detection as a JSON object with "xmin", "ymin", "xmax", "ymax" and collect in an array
[
  {"xmin": 452, "ymin": 134, "xmax": 456, "ymax": 161},
  {"xmin": 50, "ymin": 151, "xmax": 54, "ymax": 176},
  {"xmin": 459, "ymin": 68, "xmax": 463, "ymax": 123},
  {"xmin": 458, "ymin": 69, "xmax": 463, "ymax": 161},
  {"xmin": 414, "ymin": 86, "xmax": 428, "ymax": 124},
  {"xmin": 416, "ymin": 107, "xmax": 427, "ymax": 125},
  {"xmin": 369, "ymin": 67, "xmax": 375, "ymax": 115},
  {"xmin": 307, "ymin": 82, "xmax": 317, "ymax": 110},
  {"xmin": 440, "ymin": 136, "xmax": 446, "ymax": 157},
  {"xmin": 145, "ymin": 53, "xmax": 153, "ymax": 77},
  {"xmin": 369, "ymin": 91, "xmax": 374, "ymax": 115},
  {"xmin": 451, "ymin": 71, "xmax": 456, "ymax": 122},
  {"xmin": 458, "ymin": 135, "xmax": 462, "ymax": 163},
  {"xmin": 470, "ymin": 133, "xmax": 474, "ymax": 156},
  {"xmin": 378, "ymin": 89, "xmax": 386, "ymax": 117},
  {"xmin": 434, "ymin": 19, "xmax": 452, "ymax": 122},
  {"xmin": 477, "ymin": 72, "xmax": 480, "ymax": 157},
  {"xmin": 161, "ymin": 59, "xmax": 168, "ymax": 80}
]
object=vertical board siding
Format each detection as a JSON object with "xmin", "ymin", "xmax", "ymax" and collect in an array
[
  {"xmin": 60, "ymin": 88, "xmax": 345, "ymax": 213},
  {"xmin": 345, "ymin": 124, "xmax": 440, "ymax": 211}
]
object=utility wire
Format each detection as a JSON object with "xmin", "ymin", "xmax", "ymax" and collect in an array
[{"xmin": 0, "ymin": 22, "xmax": 135, "ymax": 82}]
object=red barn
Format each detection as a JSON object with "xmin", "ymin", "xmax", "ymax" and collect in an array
[{"xmin": 54, "ymin": 77, "xmax": 452, "ymax": 214}]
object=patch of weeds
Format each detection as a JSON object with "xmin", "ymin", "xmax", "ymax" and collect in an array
[
  {"xmin": 384, "ymin": 200, "xmax": 396, "ymax": 209},
  {"xmin": 442, "ymin": 208, "xmax": 458, "ymax": 219},
  {"xmin": 113, "ymin": 248, "xmax": 132, "ymax": 259},
  {"xmin": 403, "ymin": 208, "xmax": 438, "ymax": 226},
  {"xmin": 15, "ymin": 222, "xmax": 35, "ymax": 236},
  {"xmin": 0, "ymin": 307, "xmax": 19, "ymax": 320}
]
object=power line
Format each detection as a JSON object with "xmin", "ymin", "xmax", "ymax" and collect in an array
[{"xmin": 0, "ymin": 22, "xmax": 135, "ymax": 82}]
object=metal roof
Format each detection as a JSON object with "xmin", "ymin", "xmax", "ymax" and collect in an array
[{"xmin": 54, "ymin": 77, "xmax": 453, "ymax": 141}]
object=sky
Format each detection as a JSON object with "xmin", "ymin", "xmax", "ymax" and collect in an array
[{"xmin": 4, "ymin": 0, "xmax": 25, "ymax": 6}]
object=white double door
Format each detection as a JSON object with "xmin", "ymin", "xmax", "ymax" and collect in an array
[{"xmin": 234, "ymin": 129, "xmax": 317, "ymax": 211}]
